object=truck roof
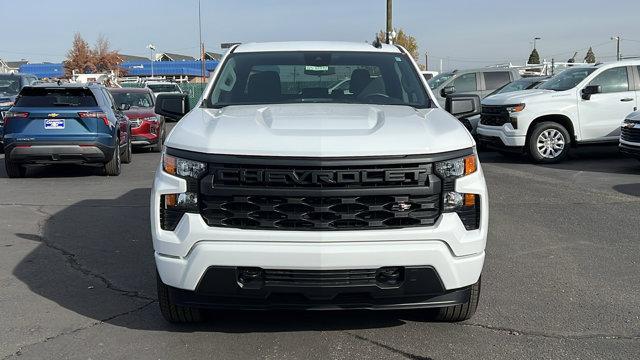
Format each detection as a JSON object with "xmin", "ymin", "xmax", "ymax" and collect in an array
[{"xmin": 234, "ymin": 41, "xmax": 401, "ymax": 54}]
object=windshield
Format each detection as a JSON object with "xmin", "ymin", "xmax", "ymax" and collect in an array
[
  {"xmin": 15, "ymin": 87, "xmax": 98, "ymax": 107},
  {"xmin": 111, "ymin": 91, "xmax": 153, "ymax": 108},
  {"xmin": 539, "ymin": 68, "xmax": 596, "ymax": 91},
  {"xmin": 147, "ymin": 84, "xmax": 180, "ymax": 93},
  {"xmin": 208, "ymin": 51, "xmax": 431, "ymax": 108},
  {"xmin": 0, "ymin": 77, "xmax": 21, "ymax": 96},
  {"xmin": 427, "ymin": 72, "xmax": 454, "ymax": 90},
  {"xmin": 491, "ymin": 79, "xmax": 540, "ymax": 95}
]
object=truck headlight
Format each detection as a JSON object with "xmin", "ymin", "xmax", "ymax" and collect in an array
[
  {"xmin": 160, "ymin": 154, "xmax": 207, "ymax": 230},
  {"xmin": 435, "ymin": 154, "xmax": 477, "ymax": 178},
  {"xmin": 506, "ymin": 104, "xmax": 525, "ymax": 113},
  {"xmin": 435, "ymin": 154, "xmax": 481, "ymax": 230},
  {"xmin": 163, "ymin": 154, "xmax": 207, "ymax": 179}
]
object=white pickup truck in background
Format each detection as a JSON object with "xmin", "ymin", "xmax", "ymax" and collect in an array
[{"xmin": 476, "ymin": 61, "xmax": 640, "ymax": 163}]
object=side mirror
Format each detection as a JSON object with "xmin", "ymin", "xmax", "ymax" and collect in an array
[
  {"xmin": 118, "ymin": 103, "xmax": 131, "ymax": 111},
  {"xmin": 582, "ymin": 85, "xmax": 601, "ymax": 100},
  {"xmin": 441, "ymin": 86, "xmax": 456, "ymax": 98},
  {"xmin": 155, "ymin": 93, "xmax": 190, "ymax": 120},
  {"xmin": 445, "ymin": 93, "xmax": 482, "ymax": 119}
]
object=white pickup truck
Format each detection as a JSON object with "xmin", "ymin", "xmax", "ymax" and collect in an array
[
  {"xmin": 150, "ymin": 41, "xmax": 488, "ymax": 323},
  {"xmin": 477, "ymin": 61, "xmax": 640, "ymax": 163}
]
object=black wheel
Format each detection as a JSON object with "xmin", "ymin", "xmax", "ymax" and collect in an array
[
  {"xmin": 121, "ymin": 136, "xmax": 132, "ymax": 164},
  {"xmin": 157, "ymin": 274, "xmax": 203, "ymax": 323},
  {"xmin": 528, "ymin": 122, "xmax": 570, "ymax": 164},
  {"xmin": 4, "ymin": 157, "xmax": 26, "ymax": 178},
  {"xmin": 434, "ymin": 278, "xmax": 481, "ymax": 322},
  {"xmin": 152, "ymin": 125, "xmax": 165, "ymax": 153},
  {"xmin": 103, "ymin": 141, "xmax": 121, "ymax": 176}
]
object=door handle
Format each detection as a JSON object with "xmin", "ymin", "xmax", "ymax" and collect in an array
[{"xmin": 620, "ymin": 98, "xmax": 634, "ymax": 102}]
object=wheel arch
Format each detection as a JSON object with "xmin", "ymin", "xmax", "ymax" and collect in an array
[{"xmin": 526, "ymin": 114, "xmax": 577, "ymax": 147}]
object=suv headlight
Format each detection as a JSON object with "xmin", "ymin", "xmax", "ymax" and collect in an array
[
  {"xmin": 160, "ymin": 154, "xmax": 207, "ymax": 231},
  {"xmin": 435, "ymin": 153, "xmax": 481, "ymax": 230}
]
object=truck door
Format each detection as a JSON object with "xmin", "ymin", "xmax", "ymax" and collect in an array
[{"xmin": 578, "ymin": 66, "xmax": 636, "ymax": 141}]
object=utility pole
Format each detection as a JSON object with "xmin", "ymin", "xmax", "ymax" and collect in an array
[
  {"xmin": 439, "ymin": 59, "xmax": 443, "ymax": 73},
  {"xmin": 198, "ymin": 0, "xmax": 206, "ymax": 83},
  {"xmin": 533, "ymin": 37, "xmax": 541, "ymax": 50},
  {"xmin": 385, "ymin": 0, "xmax": 392, "ymax": 44},
  {"xmin": 611, "ymin": 36, "xmax": 621, "ymax": 61},
  {"xmin": 425, "ymin": 51, "xmax": 429, "ymax": 71}
]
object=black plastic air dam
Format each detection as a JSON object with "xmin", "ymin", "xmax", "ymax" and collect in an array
[{"xmin": 165, "ymin": 266, "xmax": 472, "ymax": 310}]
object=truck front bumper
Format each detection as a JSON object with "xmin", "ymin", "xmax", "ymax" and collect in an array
[{"xmin": 477, "ymin": 124, "xmax": 526, "ymax": 148}]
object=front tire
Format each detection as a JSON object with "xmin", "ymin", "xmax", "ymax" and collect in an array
[
  {"xmin": 157, "ymin": 274, "xmax": 203, "ymax": 323},
  {"xmin": 434, "ymin": 278, "xmax": 481, "ymax": 322},
  {"xmin": 5, "ymin": 157, "xmax": 26, "ymax": 178},
  {"xmin": 528, "ymin": 122, "xmax": 570, "ymax": 164}
]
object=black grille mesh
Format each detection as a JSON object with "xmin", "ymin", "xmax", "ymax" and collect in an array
[
  {"xmin": 200, "ymin": 194, "xmax": 441, "ymax": 230},
  {"xmin": 480, "ymin": 106, "xmax": 510, "ymax": 127},
  {"xmin": 621, "ymin": 126, "xmax": 640, "ymax": 143}
]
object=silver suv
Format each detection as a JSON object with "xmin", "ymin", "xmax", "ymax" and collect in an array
[{"xmin": 428, "ymin": 68, "xmax": 521, "ymax": 107}]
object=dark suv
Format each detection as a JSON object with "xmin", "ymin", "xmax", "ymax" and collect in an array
[
  {"xmin": 3, "ymin": 83, "xmax": 132, "ymax": 177},
  {"xmin": 0, "ymin": 73, "xmax": 39, "ymax": 150}
]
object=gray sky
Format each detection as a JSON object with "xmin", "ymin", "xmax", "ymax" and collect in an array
[{"xmin": 3, "ymin": 0, "xmax": 640, "ymax": 71}]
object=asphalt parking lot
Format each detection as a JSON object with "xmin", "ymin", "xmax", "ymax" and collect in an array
[{"xmin": 1, "ymin": 138, "xmax": 639, "ymax": 359}]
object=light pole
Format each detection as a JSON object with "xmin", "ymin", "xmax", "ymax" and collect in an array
[
  {"xmin": 147, "ymin": 44, "xmax": 156, "ymax": 78},
  {"xmin": 533, "ymin": 37, "xmax": 541, "ymax": 50},
  {"xmin": 611, "ymin": 36, "xmax": 621, "ymax": 61},
  {"xmin": 386, "ymin": 0, "xmax": 392, "ymax": 44}
]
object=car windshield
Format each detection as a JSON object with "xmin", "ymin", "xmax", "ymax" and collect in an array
[
  {"xmin": 15, "ymin": 87, "xmax": 98, "ymax": 107},
  {"xmin": 538, "ymin": 68, "xmax": 596, "ymax": 91},
  {"xmin": 0, "ymin": 77, "xmax": 21, "ymax": 96},
  {"xmin": 147, "ymin": 84, "xmax": 180, "ymax": 93},
  {"xmin": 208, "ymin": 51, "xmax": 431, "ymax": 108},
  {"xmin": 427, "ymin": 72, "xmax": 454, "ymax": 90},
  {"xmin": 111, "ymin": 91, "xmax": 153, "ymax": 108},
  {"xmin": 491, "ymin": 79, "xmax": 539, "ymax": 95}
]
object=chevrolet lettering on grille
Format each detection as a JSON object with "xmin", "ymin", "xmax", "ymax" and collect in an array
[{"xmin": 214, "ymin": 168, "xmax": 429, "ymax": 186}]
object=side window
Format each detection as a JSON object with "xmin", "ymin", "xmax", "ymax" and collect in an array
[
  {"xmin": 484, "ymin": 72, "xmax": 512, "ymax": 90},
  {"xmin": 589, "ymin": 67, "xmax": 629, "ymax": 93},
  {"xmin": 452, "ymin": 73, "xmax": 477, "ymax": 93}
]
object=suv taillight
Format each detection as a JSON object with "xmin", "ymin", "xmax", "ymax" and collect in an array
[
  {"xmin": 78, "ymin": 112, "xmax": 109, "ymax": 126},
  {"xmin": 2, "ymin": 112, "xmax": 29, "ymax": 126}
]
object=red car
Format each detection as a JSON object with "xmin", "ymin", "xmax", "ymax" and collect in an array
[{"xmin": 109, "ymin": 88, "xmax": 166, "ymax": 152}]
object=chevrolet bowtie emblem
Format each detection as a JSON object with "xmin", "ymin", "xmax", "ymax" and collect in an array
[{"xmin": 48, "ymin": 113, "xmax": 60, "ymax": 118}]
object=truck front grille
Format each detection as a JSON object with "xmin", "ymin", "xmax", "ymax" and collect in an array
[
  {"xmin": 480, "ymin": 106, "xmax": 510, "ymax": 127},
  {"xmin": 621, "ymin": 126, "xmax": 640, "ymax": 143},
  {"xmin": 196, "ymin": 155, "xmax": 445, "ymax": 231},
  {"xmin": 200, "ymin": 194, "xmax": 441, "ymax": 230}
]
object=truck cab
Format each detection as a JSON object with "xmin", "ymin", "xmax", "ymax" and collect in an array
[{"xmin": 428, "ymin": 68, "xmax": 521, "ymax": 108}]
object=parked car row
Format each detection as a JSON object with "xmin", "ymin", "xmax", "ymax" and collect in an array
[
  {"xmin": 445, "ymin": 60, "xmax": 640, "ymax": 163},
  {"xmin": 1, "ymin": 82, "xmax": 168, "ymax": 177}
]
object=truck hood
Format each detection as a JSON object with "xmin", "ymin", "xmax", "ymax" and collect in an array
[
  {"xmin": 483, "ymin": 89, "xmax": 557, "ymax": 105},
  {"xmin": 166, "ymin": 104, "xmax": 474, "ymax": 157}
]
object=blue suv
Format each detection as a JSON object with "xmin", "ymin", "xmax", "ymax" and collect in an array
[
  {"xmin": 3, "ymin": 83, "xmax": 132, "ymax": 177},
  {"xmin": 1, "ymin": 73, "xmax": 39, "ymax": 150}
]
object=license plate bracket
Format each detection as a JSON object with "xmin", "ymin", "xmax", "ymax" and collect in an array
[{"xmin": 45, "ymin": 119, "xmax": 65, "ymax": 129}]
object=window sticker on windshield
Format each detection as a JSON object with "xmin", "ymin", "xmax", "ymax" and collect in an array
[
  {"xmin": 305, "ymin": 65, "xmax": 329, "ymax": 71},
  {"xmin": 395, "ymin": 57, "xmax": 402, "ymax": 62}
]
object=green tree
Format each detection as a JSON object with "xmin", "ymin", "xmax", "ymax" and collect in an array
[
  {"xmin": 376, "ymin": 28, "xmax": 419, "ymax": 61},
  {"xmin": 528, "ymin": 48, "xmax": 540, "ymax": 65},
  {"xmin": 584, "ymin": 47, "xmax": 596, "ymax": 63}
]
